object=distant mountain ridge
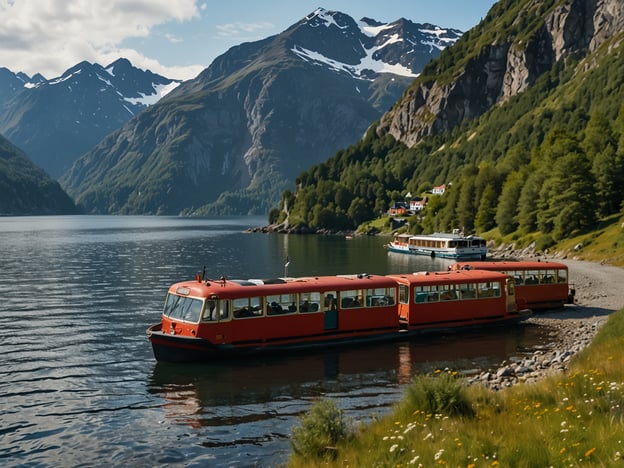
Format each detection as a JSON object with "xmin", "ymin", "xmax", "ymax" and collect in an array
[
  {"xmin": 0, "ymin": 58, "xmax": 179, "ymax": 178},
  {"xmin": 60, "ymin": 8, "xmax": 461, "ymax": 215}
]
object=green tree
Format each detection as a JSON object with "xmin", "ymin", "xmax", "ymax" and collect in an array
[
  {"xmin": 475, "ymin": 184, "xmax": 498, "ymax": 232},
  {"xmin": 592, "ymin": 144, "xmax": 624, "ymax": 216},
  {"xmin": 495, "ymin": 171, "xmax": 523, "ymax": 235}
]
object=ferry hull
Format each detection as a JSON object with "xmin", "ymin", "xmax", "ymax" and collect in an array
[
  {"xmin": 147, "ymin": 312, "xmax": 530, "ymax": 362},
  {"xmin": 387, "ymin": 244, "xmax": 486, "ymax": 260}
]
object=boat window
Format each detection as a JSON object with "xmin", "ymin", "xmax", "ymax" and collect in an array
[
  {"xmin": 324, "ymin": 291, "xmax": 338, "ymax": 311},
  {"xmin": 201, "ymin": 300, "xmax": 218, "ymax": 321},
  {"xmin": 200, "ymin": 299, "xmax": 230, "ymax": 321},
  {"xmin": 557, "ymin": 269, "xmax": 567, "ymax": 284},
  {"xmin": 340, "ymin": 289, "xmax": 364, "ymax": 308},
  {"xmin": 164, "ymin": 293, "xmax": 203, "ymax": 323},
  {"xmin": 266, "ymin": 293, "xmax": 297, "ymax": 315},
  {"xmin": 525, "ymin": 270, "xmax": 539, "ymax": 284},
  {"xmin": 459, "ymin": 283, "xmax": 477, "ymax": 300},
  {"xmin": 477, "ymin": 281, "xmax": 501, "ymax": 298},
  {"xmin": 399, "ymin": 285, "xmax": 409, "ymax": 304},
  {"xmin": 232, "ymin": 297, "xmax": 263, "ymax": 319},
  {"xmin": 439, "ymin": 284, "xmax": 458, "ymax": 301},
  {"xmin": 414, "ymin": 285, "xmax": 438, "ymax": 303},
  {"xmin": 300, "ymin": 292, "xmax": 321, "ymax": 313},
  {"xmin": 513, "ymin": 272, "xmax": 524, "ymax": 285},
  {"xmin": 540, "ymin": 270, "xmax": 556, "ymax": 284},
  {"xmin": 366, "ymin": 287, "xmax": 396, "ymax": 306}
]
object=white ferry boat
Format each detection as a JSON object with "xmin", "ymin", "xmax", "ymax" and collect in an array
[{"xmin": 387, "ymin": 229, "xmax": 487, "ymax": 260}]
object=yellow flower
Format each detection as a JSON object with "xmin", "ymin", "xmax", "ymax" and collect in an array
[
  {"xmin": 560, "ymin": 447, "xmax": 566, "ymax": 454},
  {"xmin": 585, "ymin": 448, "xmax": 596, "ymax": 457}
]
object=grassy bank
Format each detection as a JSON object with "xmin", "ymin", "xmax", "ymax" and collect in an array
[{"xmin": 289, "ymin": 309, "xmax": 624, "ymax": 467}]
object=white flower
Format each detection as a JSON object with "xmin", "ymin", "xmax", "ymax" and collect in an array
[{"xmin": 390, "ymin": 444, "xmax": 398, "ymax": 453}]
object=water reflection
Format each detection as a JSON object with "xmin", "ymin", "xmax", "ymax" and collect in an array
[{"xmin": 147, "ymin": 324, "xmax": 545, "ymax": 433}]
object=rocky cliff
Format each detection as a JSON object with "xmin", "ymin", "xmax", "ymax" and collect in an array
[{"xmin": 377, "ymin": 0, "xmax": 624, "ymax": 146}]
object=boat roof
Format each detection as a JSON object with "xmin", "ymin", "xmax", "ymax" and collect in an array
[
  {"xmin": 169, "ymin": 273, "xmax": 398, "ymax": 299},
  {"xmin": 386, "ymin": 269, "xmax": 508, "ymax": 285},
  {"xmin": 395, "ymin": 232, "xmax": 484, "ymax": 240},
  {"xmin": 451, "ymin": 260, "xmax": 568, "ymax": 271}
]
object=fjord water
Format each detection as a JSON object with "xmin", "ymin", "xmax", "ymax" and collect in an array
[{"xmin": 0, "ymin": 216, "xmax": 546, "ymax": 467}]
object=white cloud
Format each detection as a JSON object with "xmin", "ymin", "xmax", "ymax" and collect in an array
[{"xmin": 0, "ymin": 0, "xmax": 203, "ymax": 80}]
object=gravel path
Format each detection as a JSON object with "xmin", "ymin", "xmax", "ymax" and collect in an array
[{"xmin": 468, "ymin": 257, "xmax": 624, "ymax": 389}]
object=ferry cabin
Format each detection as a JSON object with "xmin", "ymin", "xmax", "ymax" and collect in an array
[
  {"xmin": 388, "ymin": 232, "xmax": 487, "ymax": 260},
  {"xmin": 386, "ymin": 270, "xmax": 519, "ymax": 330},
  {"xmin": 147, "ymin": 274, "xmax": 399, "ymax": 362},
  {"xmin": 450, "ymin": 261, "xmax": 573, "ymax": 310}
]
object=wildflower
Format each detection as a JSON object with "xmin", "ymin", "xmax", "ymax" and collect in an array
[
  {"xmin": 408, "ymin": 455, "xmax": 420, "ymax": 465},
  {"xmin": 423, "ymin": 433, "xmax": 433, "ymax": 441},
  {"xmin": 560, "ymin": 447, "xmax": 566, "ymax": 454},
  {"xmin": 585, "ymin": 448, "xmax": 596, "ymax": 457},
  {"xmin": 390, "ymin": 444, "xmax": 398, "ymax": 453},
  {"xmin": 434, "ymin": 449, "xmax": 444, "ymax": 460}
]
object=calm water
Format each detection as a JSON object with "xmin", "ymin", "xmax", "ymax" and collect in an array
[{"xmin": 0, "ymin": 216, "xmax": 548, "ymax": 467}]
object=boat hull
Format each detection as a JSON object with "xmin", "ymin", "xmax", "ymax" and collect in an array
[
  {"xmin": 387, "ymin": 243, "xmax": 486, "ymax": 260},
  {"xmin": 146, "ymin": 312, "xmax": 530, "ymax": 362}
]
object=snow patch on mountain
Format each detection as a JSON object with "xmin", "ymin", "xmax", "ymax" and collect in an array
[{"xmin": 291, "ymin": 45, "xmax": 417, "ymax": 79}]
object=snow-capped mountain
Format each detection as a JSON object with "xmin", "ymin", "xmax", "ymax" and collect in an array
[
  {"xmin": 290, "ymin": 9, "xmax": 461, "ymax": 79},
  {"xmin": 61, "ymin": 8, "xmax": 462, "ymax": 216},
  {"xmin": 0, "ymin": 58, "xmax": 179, "ymax": 178}
]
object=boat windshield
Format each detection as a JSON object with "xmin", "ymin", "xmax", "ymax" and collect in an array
[{"xmin": 163, "ymin": 293, "xmax": 204, "ymax": 323}]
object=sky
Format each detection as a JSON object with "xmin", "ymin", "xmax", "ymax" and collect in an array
[{"xmin": 0, "ymin": 0, "xmax": 498, "ymax": 81}]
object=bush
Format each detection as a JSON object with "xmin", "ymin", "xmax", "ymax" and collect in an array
[
  {"xmin": 397, "ymin": 371, "xmax": 475, "ymax": 418},
  {"xmin": 535, "ymin": 233, "xmax": 556, "ymax": 252},
  {"xmin": 290, "ymin": 399, "xmax": 348, "ymax": 460}
]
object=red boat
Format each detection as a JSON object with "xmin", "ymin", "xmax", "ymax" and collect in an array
[
  {"xmin": 387, "ymin": 270, "xmax": 521, "ymax": 329},
  {"xmin": 146, "ymin": 270, "xmax": 528, "ymax": 362},
  {"xmin": 450, "ymin": 260, "xmax": 574, "ymax": 310}
]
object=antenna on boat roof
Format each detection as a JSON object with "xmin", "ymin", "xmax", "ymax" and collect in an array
[{"xmin": 284, "ymin": 256, "xmax": 290, "ymax": 277}]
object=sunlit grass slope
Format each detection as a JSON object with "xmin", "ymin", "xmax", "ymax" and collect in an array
[{"xmin": 289, "ymin": 309, "xmax": 624, "ymax": 467}]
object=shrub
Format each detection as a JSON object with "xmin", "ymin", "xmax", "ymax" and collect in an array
[
  {"xmin": 397, "ymin": 371, "xmax": 475, "ymax": 418},
  {"xmin": 290, "ymin": 399, "xmax": 348, "ymax": 460},
  {"xmin": 535, "ymin": 233, "xmax": 555, "ymax": 252}
]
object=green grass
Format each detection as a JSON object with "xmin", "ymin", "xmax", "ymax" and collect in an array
[{"xmin": 289, "ymin": 309, "xmax": 624, "ymax": 467}]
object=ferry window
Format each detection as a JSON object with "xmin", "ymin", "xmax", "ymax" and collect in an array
[
  {"xmin": 201, "ymin": 299, "xmax": 230, "ymax": 321},
  {"xmin": 557, "ymin": 269, "xmax": 567, "ymax": 284},
  {"xmin": 233, "ymin": 297, "xmax": 263, "ymax": 319},
  {"xmin": 414, "ymin": 285, "xmax": 438, "ymax": 303},
  {"xmin": 367, "ymin": 288, "xmax": 392, "ymax": 307},
  {"xmin": 164, "ymin": 294, "xmax": 203, "ymax": 323},
  {"xmin": 324, "ymin": 291, "xmax": 338, "ymax": 311},
  {"xmin": 513, "ymin": 272, "xmax": 524, "ymax": 285},
  {"xmin": 266, "ymin": 294, "xmax": 297, "ymax": 315},
  {"xmin": 459, "ymin": 283, "xmax": 476, "ymax": 300},
  {"xmin": 525, "ymin": 270, "xmax": 539, "ymax": 284},
  {"xmin": 399, "ymin": 285, "xmax": 409, "ymax": 304},
  {"xmin": 201, "ymin": 299, "xmax": 218, "ymax": 321},
  {"xmin": 540, "ymin": 270, "xmax": 556, "ymax": 284},
  {"xmin": 439, "ymin": 285, "xmax": 458, "ymax": 301},
  {"xmin": 219, "ymin": 300, "xmax": 230, "ymax": 320},
  {"xmin": 300, "ymin": 292, "xmax": 321, "ymax": 312},
  {"xmin": 477, "ymin": 282, "xmax": 500, "ymax": 298},
  {"xmin": 340, "ymin": 289, "xmax": 364, "ymax": 308}
]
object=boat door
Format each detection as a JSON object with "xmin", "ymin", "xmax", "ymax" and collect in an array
[
  {"xmin": 324, "ymin": 292, "xmax": 338, "ymax": 330},
  {"xmin": 505, "ymin": 278, "xmax": 517, "ymax": 313}
]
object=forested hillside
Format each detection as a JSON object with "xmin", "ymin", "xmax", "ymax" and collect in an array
[
  {"xmin": 274, "ymin": 0, "xmax": 624, "ymax": 251},
  {"xmin": 0, "ymin": 134, "xmax": 77, "ymax": 215}
]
